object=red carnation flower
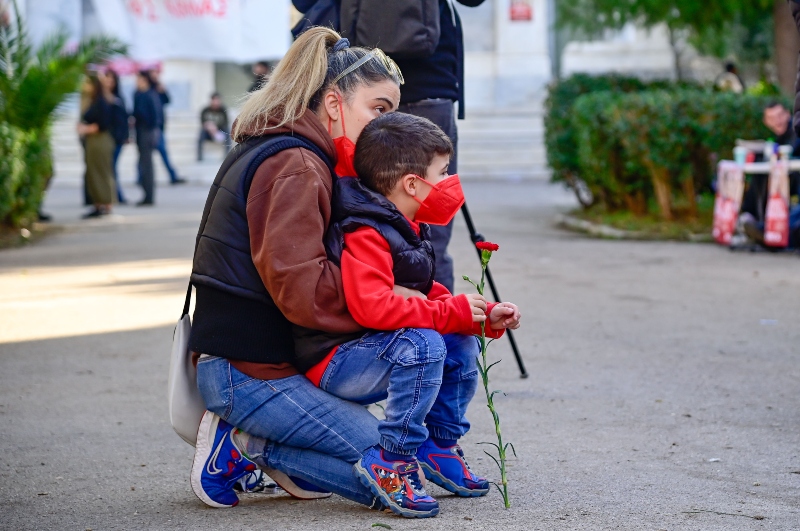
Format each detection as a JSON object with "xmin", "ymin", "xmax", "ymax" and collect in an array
[{"xmin": 476, "ymin": 241, "xmax": 499, "ymax": 252}]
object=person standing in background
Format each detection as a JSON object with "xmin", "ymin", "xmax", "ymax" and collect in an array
[
  {"xmin": 290, "ymin": 0, "xmax": 486, "ymax": 291},
  {"xmin": 103, "ymin": 69, "xmax": 130, "ymax": 204},
  {"xmin": 393, "ymin": 0, "xmax": 486, "ymax": 293},
  {"xmin": 78, "ymin": 75, "xmax": 116, "ymax": 218},
  {"xmin": 132, "ymin": 71, "xmax": 159, "ymax": 206},
  {"xmin": 148, "ymin": 68, "xmax": 187, "ymax": 185},
  {"xmin": 249, "ymin": 60, "xmax": 272, "ymax": 92}
]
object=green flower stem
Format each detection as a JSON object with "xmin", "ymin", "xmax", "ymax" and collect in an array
[{"xmin": 474, "ymin": 256, "xmax": 511, "ymax": 508}]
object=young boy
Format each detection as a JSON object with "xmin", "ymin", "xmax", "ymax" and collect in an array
[{"xmin": 300, "ymin": 112, "xmax": 521, "ymax": 518}]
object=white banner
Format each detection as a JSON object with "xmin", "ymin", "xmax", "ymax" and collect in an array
[{"xmin": 92, "ymin": 0, "xmax": 290, "ymax": 62}]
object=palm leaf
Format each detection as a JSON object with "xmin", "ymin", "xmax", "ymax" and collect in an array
[{"xmin": 0, "ymin": 0, "xmax": 128, "ymax": 130}]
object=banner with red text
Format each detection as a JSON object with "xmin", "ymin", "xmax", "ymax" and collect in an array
[{"xmin": 92, "ymin": 0, "xmax": 290, "ymax": 62}]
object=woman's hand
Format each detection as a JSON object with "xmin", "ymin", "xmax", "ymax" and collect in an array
[
  {"xmin": 393, "ymin": 285, "xmax": 427, "ymax": 300},
  {"xmin": 76, "ymin": 123, "xmax": 98, "ymax": 135},
  {"xmin": 489, "ymin": 302, "xmax": 521, "ymax": 330},
  {"xmin": 466, "ymin": 293, "xmax": 488, "ymax": 323}
]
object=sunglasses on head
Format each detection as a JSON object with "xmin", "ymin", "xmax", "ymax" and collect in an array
[{"xmin": 332, "ymin": 48, "xmax": 405, "ymax": 86}]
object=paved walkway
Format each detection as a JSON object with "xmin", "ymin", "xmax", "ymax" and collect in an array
[{"xmin": 0, "ymin": 177, "xmax": 798, "ymax": 530}]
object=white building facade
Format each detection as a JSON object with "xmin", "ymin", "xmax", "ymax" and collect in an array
[{"xmin": 18, "ymin": 0, "xmax": 693, "ymax": 114}]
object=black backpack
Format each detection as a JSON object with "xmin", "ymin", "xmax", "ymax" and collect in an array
[
  {"xmin": 340, "ymin": 0, "xmax": 441, "ymax": 57},
  {"xmin": 291, "ymin": 0, "xmax": 341, "ymax": 40}
]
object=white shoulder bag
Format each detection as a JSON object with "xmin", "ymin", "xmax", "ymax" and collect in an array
[{"xmin": 167, "ymin": 284, "xmax": 206, "ymax": 446}]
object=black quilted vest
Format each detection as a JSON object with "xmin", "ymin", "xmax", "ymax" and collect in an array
[{"xmin": 188, "ymin": 134, "xmax": 335, "ymax": 368}]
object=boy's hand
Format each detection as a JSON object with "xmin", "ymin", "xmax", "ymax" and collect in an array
[
  {"xmin": 489, "ymin": 302, "xmax": 521, "ymax": 330},
  {"xmin": 393, "ymin": 285, "xmax": 427, "ymax": 300},
  {"xmin": 466, "ymin": 293, "xmax": 488, "ymax": 322}
]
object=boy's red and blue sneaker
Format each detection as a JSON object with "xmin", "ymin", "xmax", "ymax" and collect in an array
[
  {"xmin": 417, "ymin": 438, "xmax": 490, "ymax": 497},
  {"xmin": 190, "ymin": 411, "xmax": 257, "ymax": 508},
  {"xmin": 354, "ymin": 446, "xmax": 439, "ymax": 518}
]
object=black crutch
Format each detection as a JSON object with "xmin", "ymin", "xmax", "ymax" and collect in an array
[{"xmin": 460, "ymin": 203, "xmax": 529, "ymax": 378}]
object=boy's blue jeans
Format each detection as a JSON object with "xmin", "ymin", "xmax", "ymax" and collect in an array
[{"xmin": 319, "ymin": 329, "xmax": 480, "ymax": 455}]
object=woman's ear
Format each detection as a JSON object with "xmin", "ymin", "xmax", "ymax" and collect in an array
[{"xmin": 321, "ymin": 90, "xmax": 341, "ymax": 122}]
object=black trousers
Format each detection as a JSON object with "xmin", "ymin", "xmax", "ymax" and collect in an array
[
  {"xmin": 398, "ymin": 98, "xmax": 458, "ymax": 293},
  {"xmin": 137, "ymin": 128, "xmax": 157, "ymax": 204}
]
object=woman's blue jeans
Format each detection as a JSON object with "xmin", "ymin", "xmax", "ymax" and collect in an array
[
  {"xmin": 319, "ymin": 329, "xmax": 480, "ymax": 455},
  {"xmin": 196, "ymin": 356, "xmax": 379, "ymax": 506}
]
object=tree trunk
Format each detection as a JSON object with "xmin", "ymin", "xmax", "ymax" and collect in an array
[
  {"xmin": 681, "ymin": 176, "xmax": 697, "ymax": 220},
  {"xmin": 623, "ymin": 191, "xmax": 647, "ymax": 217},
  {"xmin": 667, "ymin": 24, "xmax": 683, "ymax": 82},
  {"xmin": 646, "ymin": 163, "xmax": 673, "ymax": 220},
  {"xmin": 774, "ymin": 0, "xmax": 800, "ymax": 96}
]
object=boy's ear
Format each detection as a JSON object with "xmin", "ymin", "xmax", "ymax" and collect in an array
[{"xmin": 400, "ymin": 174, "xmax": 419, "ymax": 197}]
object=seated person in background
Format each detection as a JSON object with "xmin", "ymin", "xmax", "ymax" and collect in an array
[
  {"xmin": 762, "ymin": 101, "xmax": 800, "ymax": 153},
  {"xmin": 197, "ymin": 92, "xmax": 231, "ymax": 161},
  {"xmin": 298, "ymin": 113, "xmax": 521, "ymax": 518},
  {"xmin": 715, "ymin": 62, "xmax": 744, "ymax": 94},
  {"xmin": 740, "ymin": 102, "xmax": 800, "ymax": 224}
]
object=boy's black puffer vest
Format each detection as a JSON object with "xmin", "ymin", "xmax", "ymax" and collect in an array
[
  {"xmin": 188, "ymin": 134, "xmax": 334, "ymax": 366},
  {"xmin": 326, "ymin": 177, "xmax": 436, "ymax": 291},
  {"xmin": 294, "ymin": 177, "xmax": 437, "ymax": 363}
]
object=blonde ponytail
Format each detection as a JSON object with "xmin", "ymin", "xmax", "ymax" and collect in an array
[{"xmin": 233, "ymin": 27, "xmax": 340, "ymax": 141}]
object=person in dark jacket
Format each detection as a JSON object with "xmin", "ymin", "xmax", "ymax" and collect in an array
[
  {"xmin": 290, "ymin": 0, "xmax": 485, "ymax": 293},
  {"xmin": 394, "ymin": 0, "xmax": 486, "ymax": 293},
  {"xmin": 197, "ymin": 92, "xmax": 231, "ymax": 160},
  {"xmin": 102, "ymin": 69, "xmax": 129, "ymax": 204},
  {"xmin": 77, "ymin": 75, "xmax": 116, "ymax": 218},
  {"xmin": 132, "ymin": 71, "xmax": 160, "ymax": 205},
  {"xmin": 249, "ymin": 60, "xmax": 272, "ymax": 93},
  {"xmin": 741, "ymin": 101, "xmax": 800, "ymax": 218},
  {"xmin": 147, "ymin": 69, "xmax": 186, "ymax": 185}
]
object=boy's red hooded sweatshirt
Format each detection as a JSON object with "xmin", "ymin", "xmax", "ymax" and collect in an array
[{"xmin": 305, "ymin": 177, "xmax": 503, "ymax": 385}]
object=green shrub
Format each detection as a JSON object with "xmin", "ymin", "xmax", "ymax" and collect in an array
[
  {"xmin": 0, "ymin": 5, "xmax": 125, "ymax": 230},
  {"xmin": 0, "ymin": 123, "xmax": 50, "ymax": 227},
  {"xmin": 543, "ymin": 74, "xmax": 703, "ymax": 186},
  {"xmin": 572, "ymin": 91, "xmax": 650, "ymax": 213},
  {"xmin": 572, "ymin": 90, "xmax": 785, "ymax": 219}
]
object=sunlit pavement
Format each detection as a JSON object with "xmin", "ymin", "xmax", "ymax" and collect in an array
[{"xmin": 1, "ymin": 175, "xmax": 798, "ymax": 530}]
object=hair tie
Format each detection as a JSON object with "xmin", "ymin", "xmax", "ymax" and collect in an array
[{"xmin": 333, "ymin": 38, "xmax": 350, "ymax": 52}]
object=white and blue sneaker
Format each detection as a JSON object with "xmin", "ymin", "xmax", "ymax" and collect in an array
[
  {"xmin": 233, "ymin": 470, "xmax": 278, "ymax": 494},
  {"xmin": 190, "ymin": 411, "xmax": 257, "ymax": 508}
]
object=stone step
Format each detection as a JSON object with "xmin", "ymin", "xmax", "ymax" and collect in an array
[
  {"xmin": 52, "ymin": 106, "xmax": 549, "ymax": 182},
  {"xmin": 459, "ymin": 166, "xmax": 551, "ymax": 181}
]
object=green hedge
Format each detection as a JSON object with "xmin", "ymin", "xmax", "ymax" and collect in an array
[
  {"xmin": 571, "ymin": 90, "xmax": 783, "ymax": 219},
  {"xmin": 544, "ymin": 74, "xmax": 702, "ymax": 186},
  {"xmin": 0, "ymin": 123, "xmax": 51, "ymax": 228}
]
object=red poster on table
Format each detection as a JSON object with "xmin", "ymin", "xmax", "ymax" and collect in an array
[
  {"xmin": 712, "ymin": 161, "xmax": 745, "ymax": 245},
  {"xmin": 510, "ymin": 0, "xmax": 533, "ymax": 21},
  {"xmin": 764, "ymin": 159, "xmax": 790, "ymax": 247}
]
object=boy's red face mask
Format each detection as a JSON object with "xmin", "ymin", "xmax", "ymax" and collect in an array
[
  {"xmin": 328, "ymin": 95, "xmax": 357, "ymax": 177},
  {"xmin": 413, "ymin": 174, "xmax": 465, "ymax": 225}
]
